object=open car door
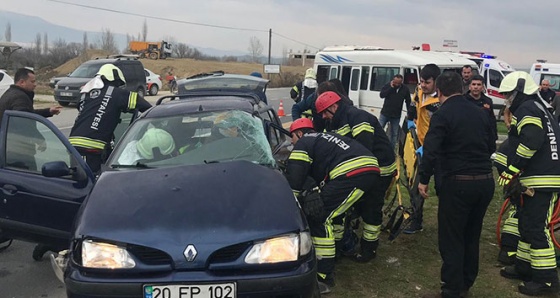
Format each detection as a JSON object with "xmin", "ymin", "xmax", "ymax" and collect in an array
[{"xmin": 0, "ymin": 111, "xmax": 95, "ymax": 248}]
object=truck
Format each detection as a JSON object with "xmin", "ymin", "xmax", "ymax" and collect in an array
[{"xmin": 129, "ymin": 40, "xmax": 172, "ymax": 60}]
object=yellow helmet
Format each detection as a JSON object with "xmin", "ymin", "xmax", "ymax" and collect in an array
[
  {"xmin": 305, "ymin": 68, "xmax": 316, "ymax": 80},
  {"xmin": 97, "ymin": 64, "xmax": 126, "ymax": 85},
  {"xmin": 499, "ymin": 71, "xmax": 538, "ymax": 95}
]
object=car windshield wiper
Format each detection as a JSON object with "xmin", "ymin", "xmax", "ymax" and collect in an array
[
  {"xmin": 203, "ymin": 160, "xmax": 220, "ymax": 164},
  {"xmin": 110, "ymin": 162, "xmax": 150, "ymax": 169}
]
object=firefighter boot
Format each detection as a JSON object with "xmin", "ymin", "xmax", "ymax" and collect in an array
[
  {"xmin": 518, "ymin": 280, "xmax": 560, "ymax": 296},
  {"xmin": 500, "ymin": 265, "xmax": 531, "ymax": 282},
  {"xmin": 498, "ymin": 249, "xmax": 516, "ymax": 266},
  {"xmin": 351, "ymin": 240, "xmax": 377, "ymax": 263}
]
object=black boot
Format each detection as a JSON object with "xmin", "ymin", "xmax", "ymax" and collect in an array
[
  {"xmin": 498, "ymin": 249, "xmax": 516, "ymax": 266},
  {"xmin": 350, "ymin": 240, "xmax": 377, "ymax": 263},
  {"xmin": 500, "ymin": 265, "xmax": 531, "ymax": 282},
  {"xmin": 518, "ymin": 280, "xmax": 560, "ymax": 296},
  {"xmin": 32, "ymin": 244, "xmax": 51, "ymax": 261}
]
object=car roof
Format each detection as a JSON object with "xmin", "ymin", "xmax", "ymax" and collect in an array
[
  {"xmin": 144, "ymin": 96, "xmax": 256, "ymax": 118},
  {"xmin": 182, "ymin": 71, "xmax": 269, "ymax": 83}
]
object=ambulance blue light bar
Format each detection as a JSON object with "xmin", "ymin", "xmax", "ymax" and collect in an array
[{"xmin": 481, "ymin": 54, "xmax": 496, "ymax": 59}]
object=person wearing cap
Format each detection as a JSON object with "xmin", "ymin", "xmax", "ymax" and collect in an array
[
  {"xmin": 118, "ymin": 128, "xmax": 176, "ymax": 164},
  {"xmin": 315, "ymin": 90, "xmax": 396, "ymax": 262},
  {"xmin": 290, "ymin": 68, "xmax": 317, "ymax": 103},
  {"xmin": 417, "ymin": 71, "xmax": 495, "ymax": 298},
  {"xmin": 69, "ymin": 63, "xmax": 152, "ymax": 174},
  {"xmin": 285, "ymin": 118, "xmax": 380, "ymax": 294},
  {"xmin": 496, "ymin": 71, "xmax": 560, "ymax": 296}
]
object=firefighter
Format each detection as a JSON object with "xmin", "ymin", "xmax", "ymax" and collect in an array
[
  {"xmin": 69, "ymin": 64, "xmax": 152, "ymax": 174},
  {"xmin": 290, "ymin": 68, "xmax": 317, "ymax": 103},
  {"xmin": 497, "ymin": 71, "xmax": 560, "ymax": 296},
  {"xmin": 285, "ymin": 118, "xmax": 380, "ymax": 294},
  {"xmin": 494, "ymin": 139, "xmax": 520, "ymax": 266},
  {"xmin": 314, "ymin": 91, "xmax": 395, "ymax": 264}
]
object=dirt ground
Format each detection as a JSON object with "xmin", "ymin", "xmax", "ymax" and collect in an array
[{"xmin": 33, "ymin": 50, "xmax": 308, "ymax": 94}]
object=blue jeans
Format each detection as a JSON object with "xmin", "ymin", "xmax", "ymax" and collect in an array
[{"xmin": 379, "ymin": 113, "xmax": 400, "ymax": 149}]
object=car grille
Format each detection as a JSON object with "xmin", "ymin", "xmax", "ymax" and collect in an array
[
  {"xmin": 127, "ymin": 244, "xmax": 172, "ymax": 265},
  {"xmin": 210, "ymin": 242, "xmax": 251, "ymax": 263}
]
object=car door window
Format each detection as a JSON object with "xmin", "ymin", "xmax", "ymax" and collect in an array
[
  {"xmin": 260, "ymin": 110, "xmax": 280, "ymax": 149},
  {"xmin": 5, "ymin": 116, "xmax": 72, "ymax": 173}
]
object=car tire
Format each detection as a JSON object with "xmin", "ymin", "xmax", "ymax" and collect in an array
[
  {"xmin": 137, "ymin": 87, "xmax": 145, "ymax": 98},
  {"xmin": 58, "ymin": 101, "xmax": 70, "ymax": 107},
  {"xmin": 149, "ymin": 84, "xmax": 159, "ymax": 96}
]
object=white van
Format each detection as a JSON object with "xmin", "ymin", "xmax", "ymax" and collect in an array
[
  {"xmin": 530, "ymin": 62, "xmax": 560, "ymax": 95},
  {"xmin": 314, "ymin": 45, "xmax": 478, "ymax": 121}
]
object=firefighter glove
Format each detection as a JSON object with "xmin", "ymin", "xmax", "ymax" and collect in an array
[
  {"xmin": 407, "ymin": 120, "xmax": 416, "ymax": 130},
  {"xmin": 498, "ymin": 165, "xmax": 520, "ymax": 186},
  {"xmin": 299, "ymin": 190, "xmax": 325, "ymax": 221},
  {"xmin": 503, "ymin": 177, "xmax": 524, "ymax": 205},
  {"xmin": 415, "ymin": 146, "xmax": 423, "ymax": 158}
]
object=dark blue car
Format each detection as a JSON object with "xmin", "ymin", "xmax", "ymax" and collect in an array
[{"xmin": 0, "ymin": 94, "xmax": 318, "ymax": 297}]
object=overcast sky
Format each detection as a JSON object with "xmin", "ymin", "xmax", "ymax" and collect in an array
[{"xmin": 3, "ymin": 0, "xmax": 560, "ymax": 68}]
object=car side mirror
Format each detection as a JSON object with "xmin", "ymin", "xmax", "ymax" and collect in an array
[{"xmin": 42, "ymin": 161, "xmax": 72, "ymax": 177}]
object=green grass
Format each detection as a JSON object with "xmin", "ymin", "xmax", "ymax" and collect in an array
[
  {"xmin": 327, "ymin": 170, "xmax": 533, "ymax": 298},
  {"xmin": 497, "ymin": 122, "xmax": 508, "ymax": 135}
]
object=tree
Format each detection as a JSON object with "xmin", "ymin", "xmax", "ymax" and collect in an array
[
  {"xmin": 35, "ymin": 33, "xmax": 42, "ymax": 55},
  {"xmin": 142, "ymin": 19, "xmax": 148, "ymax": 42},
  {"xmin": 248, "ymin": 36, "xmax": 263, "ymax": 63},
  {"xmin": 82, "ymin": 32, "xmax": 89, "ymax": 54},
  {"xmin": 100, "ymin": 28, "xmax": 118, "ymax": 54},
  {"xmin": 43, "ymin": 32, "xmax": 49, "ymax": 55},
  {"xmin": 5, "ymin": 22, "xmax": 11, "ymax": 42},
  {"xmin": 174, "ymin": 42, "xmax": 189, "ymax": 58}
]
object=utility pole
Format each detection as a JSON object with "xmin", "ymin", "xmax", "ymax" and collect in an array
[{"xmin": 268, "ymin": 28, "xmax": 272, "ymax": 79}]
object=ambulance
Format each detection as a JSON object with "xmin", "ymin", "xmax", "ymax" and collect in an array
[
  {"xmin": 313, "ymin": 45, "xmax": 478, "ymax": 122},
  {"xmin": 530, "ymin": 62, "xmax": 560, "ymax": 95}
]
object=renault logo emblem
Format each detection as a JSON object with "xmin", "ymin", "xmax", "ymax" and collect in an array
[{"xmin": 183, "ymin": 244, "xmax": 197, "ymax": 262}]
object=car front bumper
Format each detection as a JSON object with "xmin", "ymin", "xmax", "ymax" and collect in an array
[{"xmin": 64, "ymin": 259, "xmax": 317, "ymax": 298}]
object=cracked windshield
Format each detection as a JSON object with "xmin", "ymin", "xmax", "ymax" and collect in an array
[{"xmin": 108, "ymin": 110, "xmax": 276, "ymax": 167}]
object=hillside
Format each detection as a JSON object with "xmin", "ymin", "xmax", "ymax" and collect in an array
[{"xmin": 44, "ymin": 51, "xmax": 308, "ymax": 91}]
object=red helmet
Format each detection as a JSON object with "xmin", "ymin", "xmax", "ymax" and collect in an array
[
  {"xmin": 315, "ymin": 91, "xmax": 341, "ymax": 113},
  {"xmin": 289, "ymin": 118, "xmax": 314, "ymax": 133}
]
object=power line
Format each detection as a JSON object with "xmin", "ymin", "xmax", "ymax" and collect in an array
[
  {"xmin": 47, "ymin": 0, "xmax": 267, "ymax": 32},
  {"xmin": 47, "ymin": 0, "xmax": 322, "ymax": 51}
]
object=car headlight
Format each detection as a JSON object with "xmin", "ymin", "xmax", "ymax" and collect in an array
[
  {"xmin": 245, "ymin": 233, "xmax": 311, "ymax": 264},
  {"xmin": 81, "ymin": 240, "xmax": 136, "ymax": 269}
]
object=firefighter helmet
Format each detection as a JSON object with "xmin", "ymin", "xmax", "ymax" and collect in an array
[
  {"xmin": 97, "ymin": 64, "xmax": 126, "ymax": 86},
  {"xmin": 289, "ymin": 118, "xmax": 314, "ymax": 133},
  {"xmin": 315, "ymin": 91, "xmax": 341, "ymax": 113},
  {"xmin": 499, "ymin": 71, "xmax": 539, "ymax": 95},
  {"xmin": 305, "ymin": 68, "xmax": 316, "ymax": 80},
  {"xmin": 137, "ymin": 128, "xmax": 176, "ymax": 159}
]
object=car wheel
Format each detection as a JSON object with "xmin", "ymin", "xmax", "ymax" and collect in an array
[
  {"xmin": 137, "ymin": 87, "xmax": 145, "ymax": 98},
  {"xmin": 58, "ymin": 101, "xmax": 70, "ymax": 107},
  {"xmin": 149, "ymin": 84, "xmax": 159, "ymax": 96},
  {"xmin": 149, "ymin": 52, "xmax": 158, "ymax": 59}
]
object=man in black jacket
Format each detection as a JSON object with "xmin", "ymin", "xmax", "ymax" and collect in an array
[
  {"xmin": 0, "ymin": 68, "xmax": 61, "ymax": 124},
  {"xmin": 0, "ymin": 68, "xmax": 62, "ymax": 260},
  {"xmin": 539, "ymin": 79, "xmax": 556, "ymax": 104},
  {"xmin": 379, "ymin": 74, "xmax": 411, "ymax": 149},
  {"xmin": 464, "ymin": 74, "xmax": 497, "ymax": 143},
  {"xmin": 418, "ymin": 71, "xmax": 495, "ymax": 298}
]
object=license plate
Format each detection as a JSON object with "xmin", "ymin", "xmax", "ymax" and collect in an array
[
  {"xmin": 60, "ymin": 92, "xmax": 72, "ymax": 96},
  {"xmin": 144, "ymin": 283, "xmax": 236, "ymax": 298}
]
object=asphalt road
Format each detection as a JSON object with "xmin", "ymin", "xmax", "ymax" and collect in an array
[{"xmin": 0, "ymin": 87, "xmax": 294, "ymax": 298}]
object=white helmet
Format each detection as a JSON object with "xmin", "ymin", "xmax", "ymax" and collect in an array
[
  {"xmin": 97, "ymin": 64, "xmax": 126, "ymax": 86},
  {"xmin": 499, "ymin": 71, "xmax": 538, "ymax": 95},
  {"xmin": 137, "ymin": 128, "xmax": 176, "ymax": 159}
]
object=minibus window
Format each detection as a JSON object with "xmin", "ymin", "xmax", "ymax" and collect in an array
[
  {"xmin": 360, "ymin": 66, "xmax": 370, "ymax": 90},
  {"xmin": 351, "ymin": 69, "xmax": 360, "ymax": 91},
  {"xmin": 370, "ymin": 67, "xmax": 399, "ymax": 91}
]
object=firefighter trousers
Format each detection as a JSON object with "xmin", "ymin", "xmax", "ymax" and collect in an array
[
  {"xmin": 515, "ymin": 191, "xmax": 559, "ymax": 284},
  {"xmin": 309, "ymin": 173, "xmax": 376, "ymax": 279},
  {"xmin": 500, "ymin": 204, "xmax": 520, "ymax": 258},
  {"xmin": 438, "ymin": 176, "xmax": 494, "ymax": 297}
]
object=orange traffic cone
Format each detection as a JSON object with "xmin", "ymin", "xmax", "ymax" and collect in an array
[{"xmin": 278, "ymin": 100, "xmax": 286, "ymax": 117}]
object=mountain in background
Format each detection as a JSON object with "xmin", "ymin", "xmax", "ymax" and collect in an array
[{"xmin": 0, "ymin": 10, "xmax": 265, "ymax": 60}]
